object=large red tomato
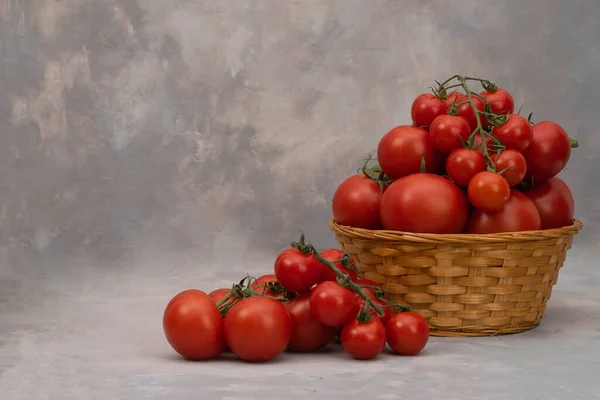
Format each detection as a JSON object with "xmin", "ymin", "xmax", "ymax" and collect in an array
[
  {"xmin": 274, "ymin": 248, "xmax": 322, "ymax": 293},
  {"xmin": 163, "ymin": 289, "xmax": 226, "ymax": 360},
  {"xmin": 429, "ymin": 114, "xmax": 472, "ymax": 153},
  {"xmin": 410, "ymin": 93, "xmax": 446, "ymax": 128},
  {"xmin": 466, "ymin": 190, "xmax": 542, "ymax": 234},
  {"xmin": 283, "ymin": 293, "xmax": 338, "ymax": 352},
  {"xmin": 332, "ymin": 174, "xmax": 382, "ymax": 230},
  {"xmin": 386, "ymin": 312, "xmax": 430, "ymax": 356},
  {"xmin": 492, "ymin": 114, "xmax": 532, "ymax": 152},
  {"xmin": 467, "ymin": 171, "xmax": 510, "ymax": 212},
  {"xmin": 445, "ymin": 148, "xmax": 487, "ymax": 188},
  {"xmin": 491, "ymin": 150, "xmax": 527, "ymax": 187},
  {"xmin": 340, "ymin": 318, "xmax": 387, "ymax": 360},
  {"xmin": 224, "ymin": 296, "xmax": 292, "ymax": 362},
  {"xmin": 524, "ymin": 177, "xmax": 575, "ymax": 229},
  {"xmin": 479, "ymin": 88, "xmax": 514, "ymax": 115},
  {"xmin": 318, "ymin": 248, "xmax": 357, "ymax": 282},
  {"xmin": 377, "ymin": 126, "xmax": 442, "ymax": 180},
  {"xmin": 523, "ymin": 121, "xmax": 571, "ymax": 183},
  {"xmin": 380, "ymin": 173, "xmax": 469, "ymax": 233}
]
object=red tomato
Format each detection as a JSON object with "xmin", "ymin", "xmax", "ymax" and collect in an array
[
  {"xmin": 410, "ymin": 93, "xmax": 446, "ymax": 128},
  {"xmin": 208, "ymin": 288, "xmax": 232, "ymax": 304},
  {"xmin": 283, "ymin": 293, "xmax": 338, "ymax": 352},
  {"xmin": 377, "ymin": 125, "xmax": 442, "ymax": 180},
  {"xmin": 491, "ymin": 150, "xmax": 527, "ymax": 187},
  {"xmin": 341, "ymin": 318, "xmax": 387, "ymax": 360},
  {"xmin": 163, "ymin": 289, "xmax": 226, "ymax": 360},
  {"xmin": 380, "ymin": 173, "xmax": 469, "ymax": 234},
  {"xmin": 523, "ymin": 121, "xmax": 571, "ymax": 183},
  {"xmin": 386, "ymin": 312, "xmax": 430, "ymax": 356},
  {"xmin": 429, "ymin": 114, "xmax": 472, "ymax": 153},
  {"xmin": 492, "ymin": 114, "xmax": 532, "ymax": 152},
  {"xmin": 444, "ymin": 91, "xmax": 466, "ymax": 108},
  {"xmin": 445, "ymin": 148, "xmax": 487, "ymax": 188},
  {"xmin": 332, "ymin": 174, "xmax": 382, "ymax": 230},
  {"xmin": 318, "ymin": 248, "xmax": 357, "ymax": 282},
  {"xmin": 309, "ymin": 281, "xmax": 356, "ymax": 327},
  {"xmin": 479, "ymin": 88, "xmax": 514, "ymax": 115},
  {"xmin": 224, "ymin": 296, "xmax": 292, "ymax": 362},
  {"xmin": 352, "ymin": 278, "xmax": 382, "ymax": 297},
  {"xmin": 457, "ymin": 95, "xmax": 486, "ymax": 131},
  {"xmin": 353, "ymin": 294, "xmax": 393, "ymax": 326},
  {"xmin": 466, "ymin": 190, "xmax": 542, "ymax": 234},
  {"xmin": 468, "ymin": 171, "xmax": 511, "ymax": 212},
  {"xmin": 472, "ymin": 133, "xmax": 497, "ymax": 153},
  {"xmin": 252, "ymin": 274, "xmax": 286, "ymax": 299},
  {"xmin": 524, "ymin": 177, "xmax": 575, "ymax": 229},
  {"xmin": 274, "ymin": 248, "xmax": 321, "ymax": 293}
]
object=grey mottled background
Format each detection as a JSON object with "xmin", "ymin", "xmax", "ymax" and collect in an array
[{"xmin": 1, "ymin": 1, "xmax": 600, "ymax": 399}]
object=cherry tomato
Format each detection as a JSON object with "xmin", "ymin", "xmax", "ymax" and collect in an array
[
  {"xmin": 468, "ymin": 171, "xmax": 510, "ymax": 212},
  {"xmin": 224, "ymin": 296, "xmax": 292, "ymax": 362},
  {"xmin": 445, "ymin": 148, "xmax": 487, "ymax": 188},
  {"xmin": 410, "ymin": 93, "xmax": 446, "ymax": 128},
  {"xmin": 353, "ymin": 294, "xmax": 393, "ymax": 326},
  {"xmin": 429, "ymin": 114, "xmax": 472, "ymax": 153},
  {"xmin": 341, "ymin": 317, "xmax": 386, "ymax": 360},
  {"xmin": 380, "ymin": 173, "xmax": 469, "ymax": 234},
  {"xmin": 386, "ymin": 312, "xmax": 430, "ymax": 356},
  {"xmin": 472, "ymin": 133, "xmax": 497, "ymax": 154},
  {"xmin": 318, "ymin": 248, "xmax": 357, "ymax": 282},
  {"xmin": 491, "ymin": 150, "xmax": 527, "ymax": 187},
  {"xmin": 208, "ymin": 288, "xmax": 232, "ymax": 304},
  {"xmin": 523, "ymin": 121, "xmax": 571, "ymax": 183},
  {"xmin": 309, "ymin": 281, "xmax": 356, "ymax": 327},
  {"xmin": 332, "ymin": 174, "xmax": 383, "ymax": 230},
  {"xmin": 492, "ymin": 114, "xmax": 532, "ymax": 152},
  {"xmin": 377, "ymin": 125, "xmax": 442, "ymax": 180},
  {"xmin": 457, "ymin": 95, "xmax": 486, "ymax": 131},
  {"xmin": 444, "ymin": 91, "xmax": 466, "ymax": 108},
  {"xmin": 274, "ymin": 248, "xmax": 322, "ymax": 293},
  {"xmin": 352, "ymin": 278, "xmax": 382, "ymax": 297},
  {"xmin": 283, "ymin": 293, "xmax": 338, "ymax": 352},
  {"xmin": 524, "ymin": 177, "xmax": 575, "ymax": 229},
  {"xmin": 163, "ymin": 289, "xmax": 226, "ymax": 360},
  {"xmin": 466, "ymin": 190, "xmax": 542, "ymax": 234},
  {"xmin": 479, "ymin": 88, "xmax": 514, "ymax": 115}
]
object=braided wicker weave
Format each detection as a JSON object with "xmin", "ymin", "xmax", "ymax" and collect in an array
[{"xmin": 329, "ymin": 217, "xmax": 583, "ymax": 337}]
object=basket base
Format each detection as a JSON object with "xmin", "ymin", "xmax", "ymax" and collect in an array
[{"xmin": 429, "ymin": 321, "xmax": 540, "ymax": 337}]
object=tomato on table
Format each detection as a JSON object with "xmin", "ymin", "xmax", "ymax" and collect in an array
[
  {"xmin": 332, "ymin": 174, "xmax": 383, "ymax": 230},
  {"xmin": 283, "ymin": 293, "xmax": 338, "ymax": 352},
  {"xmin": 274, "ymin": 248, "xmax": 322, "ymax": 293},
  {"xmin": 380, "ymin": 173, "xmax": 469, "ymax": 234},
  {"xmin": 466, "ymin": 190, "xmax": 542, "ymax": 234},
  {"xmin": 523, "ymin": 121, "xmax": 571, "ymax": 183},
  {"xmin": 410, "ymin": 93, "xmax": 446, "ymax": 128},
  {"xmin": 445, "ymin": 148, "xmax": 487, "ymax": 188},
  {"xmin": 467, "ymin": 171, "xmax": 511, "ymax": 212},
  {"xmin": 224, "ymin": 296, "xmax": 292, "ymax": 362},
  {"xmin": 491, "ymin": 149, "xmax": 527, "ymax": 187},
  {"xmin": 479, "ymin": 88, "xmax": 514, "ymax": 115},
  {"xmin": 524, "ymin": 177, "xmax": 575, "ymax": 229},
  {"xmin": 341, "ymin": 317, "xmax": 387, "ymax": 360},
  {"xmin": 163, "ymin": 289, "xmax": 226, "ymax": 361},
  {"xmin": 309, "ymin": 281, "xmax": 356, "ymax": 327},
  {"xmin": 386, "ymin": 312, "xmax": 430, "ymax": 356},
  {"xmin": 492, "ymin": 114, "xmax": 532, "ymax": 152},
  {"xmin": 318, "ymin": 248, "xmax": 357, "ymax": 282},
  {"xmin": 429, "ymin": 114, "xmax": 472, "ymax": 153}
]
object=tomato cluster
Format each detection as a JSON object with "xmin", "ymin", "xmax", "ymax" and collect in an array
[
  {"xmin": 333, "ymin": 75, "xmax": 578, "ymax": 234},
  {"xmin": 163, "ymin": 235, "xmax": 430, "ymax": 363}
]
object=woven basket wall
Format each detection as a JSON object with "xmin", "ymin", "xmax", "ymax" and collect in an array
[{"xmin": 329, "ymin": 218, "xmax": 583, "ymax": 337}]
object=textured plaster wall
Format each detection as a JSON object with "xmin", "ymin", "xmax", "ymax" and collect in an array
[{"xmin": 0, "ymin": 0, "xmax": 598, "ymax": 302}]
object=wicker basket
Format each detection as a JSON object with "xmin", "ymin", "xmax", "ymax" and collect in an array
[{"xmin": 329, "ymin": 217, "xmax": 583, "ymax": 337}]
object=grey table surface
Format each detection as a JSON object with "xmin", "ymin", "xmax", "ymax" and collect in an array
[{"xmin": 1, "ymin": 245, "xmax": 599, "ymax": 400}]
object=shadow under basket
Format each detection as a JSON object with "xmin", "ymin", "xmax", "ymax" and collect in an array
[{"xmin": 329, "ymin": 217, "xmax": 583, "ymax": 337}]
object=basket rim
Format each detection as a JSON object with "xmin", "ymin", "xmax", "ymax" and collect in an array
[{"xmin": 329, "ymin": 217, "xmax": 583, "ymax": 244}]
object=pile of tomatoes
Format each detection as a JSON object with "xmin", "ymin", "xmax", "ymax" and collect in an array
[
  {"xmin": 333, "ymin": 75, "xmax": 578, "ymax": 234},
  {"xmin": 163, "ymin": 235, "xmax": 430, "ymax": 363}
]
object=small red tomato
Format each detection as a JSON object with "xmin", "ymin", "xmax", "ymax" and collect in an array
[
  {"xmin": 480, "ymin": 88, "xmax": 514, "ymax": 115},
  {"xmin": 332, "ymin": 174, "xmax": 384, "ymax": 230},
  {"xmin": 491, "ymin": 150, "xmax": 527, "ymax": 187},
  {"xmin": 523, "ymin": 177, "xmax": 575, "ymax": 229},
  {"xmin": 341, "ymin": 317, "xmax": 387, "ymax": 360},
  {"xmin": 386, "ymin": 312, "xmax": 430, "ymax": 356},
  {"xmin": 318, "ymin": 248, "xmax": 357, "ymax": 282},
  {"xmin": 466, "ymin": 190, "xmax": 542, "ymax": 234},
  {"xmin": 457, "ymin": 95, "xmax": 486, "ymax": 131},
  {"xmin": 252, "ymin": 274, "xmax": 286, "ymax": 299},
  {"xmin": 274, "ymin": 248, "xmax": 322, "ymax": 293},
  {"xmin": 377, "ymin": 125, "xmax": 443, "ymax": 180},
  {"xmin": 283, "ymin": 293, "xmax": 338, "ymax": 352},
  {"xmin": 445, "ymin": 148, "xmax": 487, "ymax": 188},
  {"xmin": 492, "ymin": 114, "xmax": 533, "ymax": 152},
  {"xmin": 429, "ymin": 114, "xmax": 472, "ymax": 153},
  {"xmin": 523, "ymin": 121, "xmax": 571, "ymax": 184},
  {"xmin": 208, "ymin": 288, "xmax": 232, "ymax": 304},
  {"xmin": 468, "ymin": 171, "xmax": 511, "ymax": 212},
  {"xmin": 410, "ymin": 93, "xmax": 446, "ymax": 128},
  {"xmin": 309, "ymin": 281, "xmax": 356, "ymax": 327},
  {"xmin": 444, "ymin": 91, "xmax": 466, "ymax": 108},
  {"xmin": 351, "ymin": 278, "xmax": 382, "ymax": 297},
  {"xmin": 472, "ymin": 133, "xmax": 497, "ymax": 154},
  {"xmin": 353, "ymin": 294, "xmax": 393, "ymax": 326}
]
